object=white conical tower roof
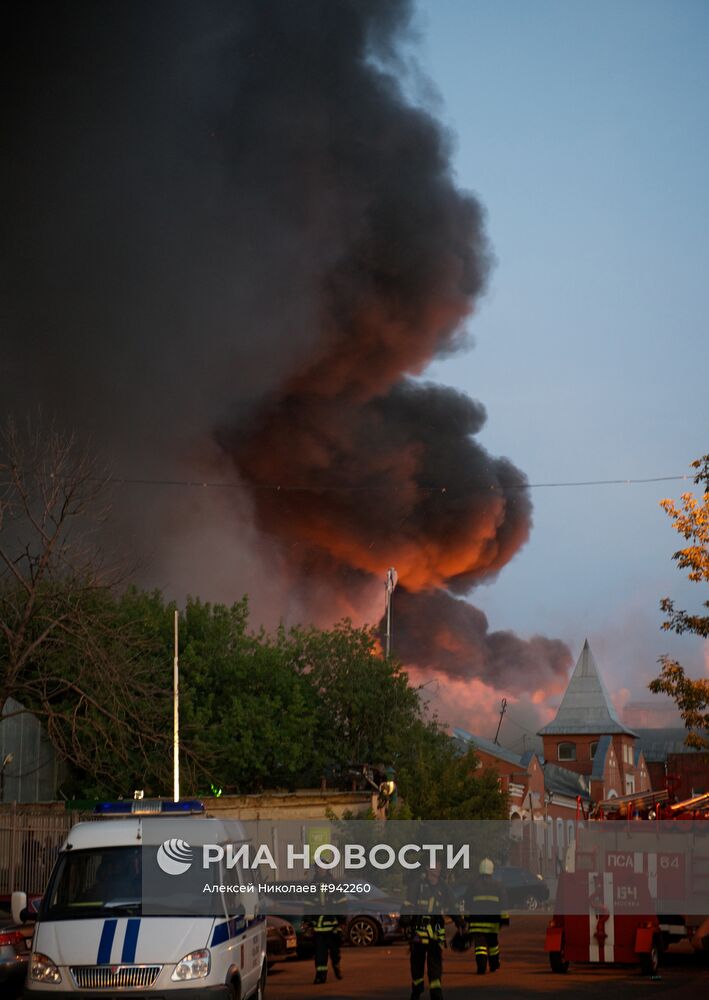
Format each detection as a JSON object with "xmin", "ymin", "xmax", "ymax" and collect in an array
[{"xmin": 538, "ymin": 640, "xmax": 637, "ymax": 736}]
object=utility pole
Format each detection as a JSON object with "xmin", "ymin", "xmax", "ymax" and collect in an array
[
  {"xmin": 173, "ymin": 609, "xmax": 180, "ymax": 802},
  {"xmin": 384, "ymin": 567, "xmax": 397, "ymax": 658},
  {"xmin": 493, "ymin": 697, "xmax": 507, "ymax": 745}
]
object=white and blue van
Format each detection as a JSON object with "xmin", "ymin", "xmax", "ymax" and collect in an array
[{"xmin": 13, "ymin": 801, "xmax": 266, "ymax": 1000}]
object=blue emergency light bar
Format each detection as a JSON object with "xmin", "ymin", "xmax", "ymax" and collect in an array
[{"xmin": 94, "ymin": 799, "xmax": 205, "ymax": 816}]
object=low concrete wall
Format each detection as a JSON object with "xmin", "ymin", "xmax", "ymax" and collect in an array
[
  {"xmin": 0, "ymin": 789, "xmax": 375, "ymax": 820},
  {"xmin": 203, "ymin": 790, "xmax": 374, "ymax": 820}
]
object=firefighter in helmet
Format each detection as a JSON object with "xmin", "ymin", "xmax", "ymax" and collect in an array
[
  {"xmin": 404, "ymin": 863, "xmax": 452, "ymax": 1000},
  {"xmin": 458, "ymin": 858, "xmax": 508, "ymax": 975}
]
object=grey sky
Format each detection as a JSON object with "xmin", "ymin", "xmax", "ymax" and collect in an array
[{"xmin": 412, "ymin": 0, "xmax": 708, "ymax": 712}]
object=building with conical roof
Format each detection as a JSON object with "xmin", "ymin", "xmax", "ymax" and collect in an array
[
  {"xmin": 538, "ymin": 640, "xmax": 651, "ymax": 801},
  {"xmin": 454, "ymin": 641, "xmax": 658, "ymax": 877}
]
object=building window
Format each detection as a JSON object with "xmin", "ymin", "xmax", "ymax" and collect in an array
[
  {"xmin": 625, "ymin": 775, "xmax": 635, "ymax": 795},
  {"xmin": 590, "ymin": 741, "xmax": 599, "ymax": 760},
  {"xmin": 558, "ymin": 742, "xmax": 576, "ymax": 761}
]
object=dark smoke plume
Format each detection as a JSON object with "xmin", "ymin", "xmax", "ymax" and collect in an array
[
  {"xmin": 2, "ymin": 1, "xmax": 570, "ymax": 692},
  {"xmin": 390, "ymin": 589, "xmax": 571, "ymax": 694},
  {"xmin": 219, "ymin": 382, "xmax": 532, "ymax": 592}
]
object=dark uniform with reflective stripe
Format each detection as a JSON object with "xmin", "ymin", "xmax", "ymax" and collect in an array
[
  {"xmin": 461, "ymin": 875, "xmax": 508, "ymax": 974},
  {"xmin": 406, "ymin": 874, "xmax": 451, "ymax": 1000},
  {"xmin": 312, "ymin": 913, "xmax": 344, "ymax": 984}
]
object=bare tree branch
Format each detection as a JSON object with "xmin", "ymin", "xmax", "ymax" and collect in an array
[{"xmin": 0, "ymin": 414, "xmax": 172, "ymax": 794}]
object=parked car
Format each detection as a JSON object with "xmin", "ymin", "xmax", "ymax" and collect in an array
[
  {"xmin": 274, "ymin": 883, "xmax": 400, "ymax": 952},
  {"xmin": 290, "ymin": 910, "xmax": 400, "ymax": 951},
  {"xmin": 342, "ymin": 884, "xmax": 401, "ymax": 947},
  {"xmin": 0, "ymin": 918, "xmax": 34, "ymax": 999},
  {"xmin": 267, "ymin": 916, "xmax": 297, "ymax": 969},
  {"xmin": 496, "ymin": 866, "xmax": 550, "ymax": 911},
  {"xmin": 450, "ymin": 866, "xmax": 549, "ymax": 914}
]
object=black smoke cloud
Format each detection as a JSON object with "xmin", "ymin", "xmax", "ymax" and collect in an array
[
  {"xmin": 389, "ymin": 588, "xmax": 571, "ymax": 693},
  {"xmin": 1, "ymin": 1, "xmax": 569, "ymax": 692},
  {"xmin": 220, "ymin": 380, "xmax": 534, "ymax": 593}
]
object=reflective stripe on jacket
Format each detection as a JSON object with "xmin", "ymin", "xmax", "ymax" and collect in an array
[
  {"xmin": 314, "ymin": 915, "xmax": 341, "ymax": 932},
  {"xmin": 462, "ymin": 877, "xmax": 507, "ymax": 933}
]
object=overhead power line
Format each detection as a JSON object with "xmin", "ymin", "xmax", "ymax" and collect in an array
[{"xmin": 101, "ymin": 473, "xmax": 693, "ymax": 494}]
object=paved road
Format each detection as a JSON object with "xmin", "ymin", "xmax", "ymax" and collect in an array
[{"xmin": 266, "ymin": 916, "xmax": 708, "ymax": 999}]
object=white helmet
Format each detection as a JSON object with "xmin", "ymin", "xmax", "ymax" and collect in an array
[{"xmin": 479, "ymin": 858, "xmax": 494, "ymax": 875}]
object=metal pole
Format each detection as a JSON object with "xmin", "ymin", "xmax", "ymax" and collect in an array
[
  {"xmin": 493, "ymin": 697, "xmax": 507, "ymax": 744},
  {"xmin": 385, "ymin": 584, "xmax": 392, "ymax": 659},
  {"xmin": 173, "ymin": 609, "xmax": 180, "ymax": 802}
]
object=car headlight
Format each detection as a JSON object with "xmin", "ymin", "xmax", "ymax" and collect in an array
[
  {"xmin": 171, "ymin": 949, "xmax": 211, "ymax": 981},
  {"xmin": 30, "ymin": 952, "xmax": 62, "ymax": 984}
]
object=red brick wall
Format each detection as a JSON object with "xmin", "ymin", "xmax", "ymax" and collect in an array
[
  {"xmin": 667, "ymin": 752, "xmax": 709, "ymax": 800},
  {"xmin": 646, "ymin": 761, "xmax": 666, "ymax": 792},
  {"xmin": 472, "ymin": 749, "xmax": 545, "ymax": 817},
  {"xmin": 541, "ymin": 733, "xmax": 600, "ymax": 774},
  {"xmin": 541, "ymin": 734, "xmax": 651, "ymax": 795}
]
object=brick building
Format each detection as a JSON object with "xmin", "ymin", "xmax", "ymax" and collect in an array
[
  {"xmin": 538, "ymin": 640, "xmax": 651, "ymax": 801},
  {"xmin": 635, "ymin": 728, "xmax": 709, "ymax": 800},
  {"xmin": 456, "ymin": 641, "xmax": 654, "ymax": 873},
  {"xmin": 454, "ymin": 725, "xmax": 590, "ymax": 875}
]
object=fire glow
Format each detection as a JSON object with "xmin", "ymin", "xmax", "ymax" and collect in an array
[{"xmin": 211, "ymin": 0, "xmax": 570, "ymax": 692}]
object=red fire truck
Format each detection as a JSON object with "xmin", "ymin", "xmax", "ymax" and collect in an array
[
  {"xmin": 545, "ymin": 862, "xmax": 662, "ymax": 974},
  {"xmin": 544, "ymin": 790, "xmax": 709, "ymax": 973}
]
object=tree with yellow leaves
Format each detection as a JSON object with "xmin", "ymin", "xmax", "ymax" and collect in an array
[{"xmin": 649, "ymin": 455, "xmax": 709, "ymax": 749}]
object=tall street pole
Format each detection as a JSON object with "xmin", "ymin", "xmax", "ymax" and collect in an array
[
  {"xmin": 173, "ymin": 609, "xmax": 180, "ymax": 802},
  {"xmin": 384, "ymin": 567, "xmax": 397, "ymax": 659},
  {"xmin": 385, "ymin": 586, "xmax": 391, "ymax": 659}
]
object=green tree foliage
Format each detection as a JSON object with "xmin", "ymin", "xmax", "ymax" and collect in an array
[
  {"xmin": 281, "ymin": 621, "xmax": 506, "ymax": 818},
  {"xmin": 0, "ymin": 419, "xmax": 172, "ymax": 792},
  {"xmin": 176, "ymin": 597, "xmax": 322, "ymax": 793},
  {"xmin": 650, "ymin": 455, "xmax": 709, "ymax": 748},
  {"xmin": 24, "ymin": 587, "xmax": 174, "ymax": 796},
  {"xmin": 395, "ymin": 733, "xmax": 508, "ymax": 820},
  {"xmin": 283, "ymin": 621, "xmax": 421, "ymax": 770},
  {"xmin": 1, "ymin": 466, "xmax": 507, "ymax": 818}
]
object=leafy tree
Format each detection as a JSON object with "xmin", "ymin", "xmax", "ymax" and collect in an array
[
  {"xmin": 175, "ymin": 597, "xmax": 322, "ymax": 794},
  {"xmin": 282, "ymin": 620, "xmax": 506, "ymax": 818},
  {"xmin": 22, "ymin": 587, "xmax": 174, "ymax": 796},
  {"xmin": 395, "ymin": 729, "xmax": 507, "ymax": 820},
  {"xmin": 283, "ymin": 620, "xmax": 422, "ymax": 771},
  {"xmin": 0, "ymin": 418, "xmax": 171, "ymax": 793},
  {"xmin": 649, "ymin": 455, "xmax": 709, "ymax": 748},
  {"xmin": 0, "ymin": 440, "xmax": 511, "ymax": 821}
]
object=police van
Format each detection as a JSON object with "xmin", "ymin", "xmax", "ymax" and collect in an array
[{"xmin": 13, "ymin": 800, "xmax": 266, "ymax": 1000}]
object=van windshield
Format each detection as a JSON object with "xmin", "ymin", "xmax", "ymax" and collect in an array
[{"xmin": 44, "ymin": 847, "xmax": 142, "ymax": 919}]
